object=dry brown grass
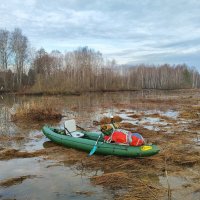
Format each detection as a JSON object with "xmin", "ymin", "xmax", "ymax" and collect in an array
[
  {"xmin": 11, "ymin": 97, "xmax": 63, "ymax": 122},
  {"xmin": 143, "ymin": 113, "xmax": 177, "ymax": 124},
  {"xmin": 0, "ymin": 134, "xmax": 25, "ymax": 141},
  {"xmin": 128, "ymin": 114, "xmax": 141, "ymax": 118},
  {"xmin": 91, "ymin": 172, "xmax": 132, "ymax": 189},
  {"xmin": 0, "ymin": 175, "xmax": 37, "ymax": 187},
  {"xmin": 100, "ymin": 115, "xmax": 122, "ymax": 124},
  {"xmin": 120, "ymin": 122, "xmax": 138, "ymax": 129},
  {"xmin": 180, "ymin": 105, "xmax": 200, "ymax": 119},
  {"xmin": 0, "ymin": 148, "xmax": 42, "ymax": 160}
]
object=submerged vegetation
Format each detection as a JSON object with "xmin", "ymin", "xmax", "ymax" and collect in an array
[{"xmin": 0, "ymin": 175, "xmax": 37, "ymax": 187}]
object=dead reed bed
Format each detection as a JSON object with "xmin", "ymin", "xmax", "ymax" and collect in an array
[
  {"xmin": 11, "ymin": 97, "xmax": 63, "ymax": 122},
  {"xmin": 100, "ymin": 116, "xmax": 122, "ymax": 124},
  {"xmin": 180, "ymin": 105, "xmax": 200, "ymax": 119}
]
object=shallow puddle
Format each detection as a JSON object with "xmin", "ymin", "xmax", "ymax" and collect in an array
[
  {"xmin": 116, "ymin": 109, "xmax": 179, "ymax": 132},
  {"xmin": 0, "ymin": 158, "xmax": 112, "ymax": 200},
  {"xmin": 0, "ymin": 91, "xmax": 200, "ymax": 200},
  {"xmin": 159, "ymin": 175, "xmax": 200, "ymax": 200}
]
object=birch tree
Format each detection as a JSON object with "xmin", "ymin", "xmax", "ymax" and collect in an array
[
  {"xmin": 10, "ymin": 28, "xmax": 28, "ymax": 88},
  {"xmin": 0, "ymin": 29, "xmax": 10, "ymax": 70}
]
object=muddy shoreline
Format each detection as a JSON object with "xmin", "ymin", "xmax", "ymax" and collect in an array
[{"xmin": 3, "ymin": 88, "xmax": 200, "ymax": 97}]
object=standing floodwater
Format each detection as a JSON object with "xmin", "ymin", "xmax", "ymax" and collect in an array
[{"xmin": 0, "ymin": 90, "xmax": 200, "ymax": 200}]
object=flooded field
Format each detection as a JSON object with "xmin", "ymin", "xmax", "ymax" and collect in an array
[{"xmin": 0, "ymin": 89, "xmax": 200, "ymax": 200}]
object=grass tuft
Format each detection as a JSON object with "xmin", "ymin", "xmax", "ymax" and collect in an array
[{"xmin": 11, "ymin": 98, "xmax": 62, "ymax": 122}]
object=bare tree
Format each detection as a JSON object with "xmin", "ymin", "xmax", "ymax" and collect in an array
[
  {"xmin": 10, "ymin": 28, "xmax": 28, "ymax": 88},
  {"xmin": 0, "ymin": 29, "xmax": 11, "ymax": 90},
  {"xmin": 50, "ymin": 50, "xmax": 63, "ymax": 72},
  {"xmin": 64, "ymin": 47, "xmax": 103, "ymax": 91},
  {"xmin": 0, "ymin": 29, "xmax": 10, "ymax": 70}
]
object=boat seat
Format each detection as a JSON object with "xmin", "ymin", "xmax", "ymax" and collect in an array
[{"xmin": 64, "ymin": 119, "xmax": 84, "ymax": 138}]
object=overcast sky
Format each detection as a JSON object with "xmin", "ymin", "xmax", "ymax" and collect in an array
[{"xmin": 0, "ymin": 0, "xmax": 200, "ymax": 70}]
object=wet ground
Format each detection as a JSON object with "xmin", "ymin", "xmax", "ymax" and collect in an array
[{"xmin": 0, "ymin": 89, "xmax": 200, "ymax": 200}]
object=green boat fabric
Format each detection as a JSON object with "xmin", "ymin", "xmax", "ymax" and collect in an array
[{"xmin": 42, "ymin": 126, "xmax": 160, "ymax": 157}]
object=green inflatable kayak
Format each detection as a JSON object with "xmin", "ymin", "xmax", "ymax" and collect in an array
[{"xmin": 42, "ymin": 125, "xmax": 160, "ymax": 158}]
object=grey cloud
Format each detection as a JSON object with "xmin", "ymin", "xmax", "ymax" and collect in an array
[
  {"xmin": 122, "ymin": 50, "xmax": 200, "ymax": 67},
  {"xmin": 0, "ymin": 0, "xmax": 200, "ymax": 71}
]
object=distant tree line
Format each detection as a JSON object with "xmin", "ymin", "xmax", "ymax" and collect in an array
[{"xmin": 0, "ymin": 28, "xmax": 200, "ymax": 93}]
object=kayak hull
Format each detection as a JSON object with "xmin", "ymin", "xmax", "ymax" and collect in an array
[{"xmin": 42, "ymin": 126, "xmax": 160, "ymax": 157}]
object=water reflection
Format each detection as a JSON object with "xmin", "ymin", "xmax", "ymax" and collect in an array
[
  {"xmin": 0, "ymin": 91, "xmax": 184, "ymax": 149},
  {"xmin": 0, "ymin": 90, "xmax": 197, "ymax": 200},
  {"xmin": 0, "ymin": 158, "xmax": 110, "ymax": 200}
]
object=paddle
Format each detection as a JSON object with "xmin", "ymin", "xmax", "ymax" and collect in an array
[
  {"xmin": 88, "ymin": 133, "xmax": 102, "ymax": 156},
  {"xmin": 88, "ymin": 116, "xmax": 115, "ymax": 156},
  {"xmin": 64, "ymin": 126, "xmax": 72, "ymax": 136},
  {"xmin": 76, "ymin": 125, "xmax": 86, "ymax": 131}
]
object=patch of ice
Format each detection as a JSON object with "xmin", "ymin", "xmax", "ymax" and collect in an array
[
  {"xmin": 162, "ymin": 110, "xmax": 179, "ymax": 119},
  {"xmin": 118, "ymin": 113, "xmax": 135, "ymax": 120},
  {"xmin": 141, "ymin": 117, "xmax": 160, "ymax": 123},
  {"xmin": 143, "ymin": 125, "xmax": 160, "ymax": 131},
  {"xmin": 122, "ymin": 120, "xmax": 139, "ymax": 126}
]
